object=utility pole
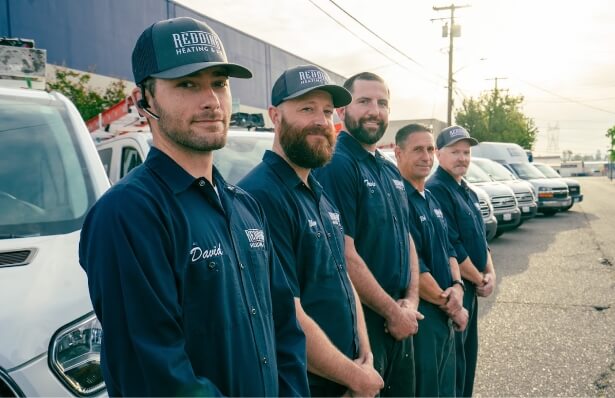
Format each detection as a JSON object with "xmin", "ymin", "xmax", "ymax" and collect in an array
[
  {"xmin": 433, "ymin": 3, "xmax": 470, "ymax": 126},
  {"xmin": 486, "ymin": 76, "xmax": 508, "ymax": 94}
]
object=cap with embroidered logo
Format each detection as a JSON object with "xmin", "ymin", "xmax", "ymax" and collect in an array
[
  {"xmin": 132, "ymin": 17, "xmax": 252, "ymax": 85},
  {"xmin": 436, "ymin": 125, "xmax": 479, "ymax": 149},
  {"xmin": 271, "ymin": 65, "xmax": 352, "ymax": 107}
]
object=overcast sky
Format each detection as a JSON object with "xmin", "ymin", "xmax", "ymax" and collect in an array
[{"xmin": 178, "ymin": 0, "xmax": 615, "ymax": 156}]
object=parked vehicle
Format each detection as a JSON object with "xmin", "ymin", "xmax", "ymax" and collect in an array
[
  {"xmin": 505, "ymin": 162, "xmax": 571, "ymax": 216},
  {"xmin": 471, "ymin": 185, "xmax": 498, "ymax": 242},
  {"xmin": 95, "ymin": 129, "xmax": 275, "ymax": 185},
  {"xmin": 472, "ymin": 157, "xmax": 537, "ymax": 222},
  {"xmin": 464, "ymin": 163, "xmax": 521, "ymax": 237},
  {"xmin": 532, "ymin": 162, "xmax": 583, "ymax": 210},
  {"xmin": 471, "ymin": 142, "xmax": 570, "ymax": 215},
  {"xmin": 0, "ymin": 41, "xmax": 109, "ymax": 396}
]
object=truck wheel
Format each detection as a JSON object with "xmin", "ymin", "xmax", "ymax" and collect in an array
[{"xmin": 541, "ymin": 209, "xmax": 557, "ymax": 216}]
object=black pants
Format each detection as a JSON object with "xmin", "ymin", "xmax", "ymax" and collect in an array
[
  {"xmin": 364, "ymin": 306, "xmax": 415, "ymax": 397},
  {"xmin": 414, "ymin": 300, "xmax": 456, "ymax": 397},
  {"xmin": 455, "ymin": 281, "xmax": 478, "ymax": 397}
]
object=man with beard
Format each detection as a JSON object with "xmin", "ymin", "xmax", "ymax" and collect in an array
[
  {"xmin": 395, "ymin": 124, "xmax": 469, "ymax": 397},
  {"xmin": 313, "ymin": 72, "xmax": 422, "ymax": 397},
  {"xmin": 79, "ymin": 17, "xmax": 309, "ymax": 397},
  {"xmin": 239, "ymin": 65, "xmax": 384, "ymax": 397},
  {"xmin": 426, "ymin": 125, "xmax": 496, "ymax": 397}
]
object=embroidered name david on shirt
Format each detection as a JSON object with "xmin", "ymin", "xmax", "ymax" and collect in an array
[
  {"xmin": 245, "ymin": 229, "xmax": 265, "ymax": 249},
  {"xmin": 190, "ymin": 243, "xmax": 224, "ymax": 262}
]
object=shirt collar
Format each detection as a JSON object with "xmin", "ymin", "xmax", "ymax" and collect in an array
[
  {"xmin": 338, "ymin": 131, "xmax": 371, "ymax": 161},
  {"xmin": 262, "ymin": 150, "xmax": 324, "ymax": 199},
  {"xmin": 146, "ymin": 147, "xmax": 232, "ymax": 195}
]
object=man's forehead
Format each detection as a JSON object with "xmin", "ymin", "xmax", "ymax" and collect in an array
[
  {"xmin": 352, "ymin": 79, "xmax": 389, "ymax": 97},
  {"xmin": 177, "ymin": 66, "xmax": 229, "ymax": 79}
]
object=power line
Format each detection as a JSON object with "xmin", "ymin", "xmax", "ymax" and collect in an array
[
  {"xmin": 306, "ymin": 0, "xmax": 445, "ymax": 86},
  {"xmin": 327, "ymin": 0, "xmax": 446, "ymax": 81},
  {"xmin": 520, "ymin": 80, "xmax": 615, "ymax": 116}
]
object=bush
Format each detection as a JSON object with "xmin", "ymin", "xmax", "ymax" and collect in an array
[{"xmin": 46, "ymin": 68, "xmax": 126, "ymax": 121}]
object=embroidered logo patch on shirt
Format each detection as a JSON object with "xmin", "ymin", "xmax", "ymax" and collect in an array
[
  {"xmin": 328, "ymin": 212, "xmax": 341, "ymax": 226},
  {"xmin": 190, "ymin": 243, "xmax": 224, "ymax": 262},
  {"xmin": 308, "ymin": 219, "xmax": 318, "ymax": 229},
  {"xmin": 392, "ymin": 179, "xmax": 405, "ymax": 191},
  {"xmin": 245, "ymin": 229, "xmax": 265, "ymax": 249},
  {"xmin": 433, "ymin": 208, "xmax": 444, "ymax": 219},
  {"xmin": 419, "ymin": 215, "xmax": 427, "ymax": 222}
]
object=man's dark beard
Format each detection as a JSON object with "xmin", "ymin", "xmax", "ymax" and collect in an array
[
  {"xmin": 344, "ymin": 114, "xmax": 387, "ymax": 145},
  {"xmin": 279, "ymin": 117, "xmax": 336, "ymax": 169}
]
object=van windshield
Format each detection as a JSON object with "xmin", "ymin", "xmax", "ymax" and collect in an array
[
  {"xmin": 0, "ymin": 94, "xmax": 96, "ymax": 237},
  {"xmin": 509, "ymin": 162, "xmax": 546, "ymax": 180},
  {"xmin": 533, "ymin": 163, "xmax": 560, "ymax": 178},
  {"xmin": 473, "ymin": 158, "xmax": 517, "ymax": 181},
  {"xmin": 214, "ymin": 133, "xmax": 273, "ymax": 184},
  {"xmin": 465, "ymin": 163, "xmax": 492, "ymax": 183}
]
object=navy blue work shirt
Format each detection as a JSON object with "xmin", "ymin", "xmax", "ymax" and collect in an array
[
  {"xmin": 239, "ymin": 151, "xmax": 359, "ymax": 388},
  {"xmin": 426, "ymin": 166, "xmax": 488, "ymax": 274},
  {"xmin": 79, "ymin": 147, "xmax": 309, "ymax": 397},
  {"xmin": 313, "ymin": 131, "xmax": 411, "ymax": 299},
  {"xmin": 404, "ymin": 180, "xmax": 455, "ymax": 289}
]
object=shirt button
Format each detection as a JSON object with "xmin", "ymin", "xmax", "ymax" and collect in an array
[
  {"xmin": 239, "ymin": 263, "xmax": 245, "ymax": 270},
  {"xmin": 262, "ymin": 356, "xmax": 268, "ymax": 364},
  {"xmin": 393, "ymin": 216, "xmax": 397, "ymax": 223},
  {"xmin": 338, "ymin": 264, "xmax": 343, "ymax": 270},
  {"xmin": 208, "ymin": 262, "xmax": 216, "ymax": 269},
  {"xmin": 316, "ymin": 232, "xmax": 321, "ymax": 238},
  {"xmin": 370, "ymin": 189, "xmax": 375, "ymax": 194},
  {"xmin": 387, "ymin": 193, "xmax": 391, "ymax": 197},
  {"xmin": 327, "ymin": 232, "xmax": 332, "ymax": 238},
  {"xmin": 251, "ymin": 307, "xmax": 257, "ymax": 315},
  {"xmin": 198, "ymin": 180, "xmax": 206, "ymax": 187}
]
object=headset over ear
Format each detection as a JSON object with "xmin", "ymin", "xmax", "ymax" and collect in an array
[{"xmin": 137, "ymin": 86, "xmax": 160, "ymax": 120}]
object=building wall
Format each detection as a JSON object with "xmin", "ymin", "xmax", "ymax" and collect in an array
[{"xmin": 0, "ymin": 0, "xmax": 345, "ymax": 111}]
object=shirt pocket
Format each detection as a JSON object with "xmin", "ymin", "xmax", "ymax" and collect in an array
[{"xmin": 248, "ymin": 250, "xmax": 271, "ymax": 304}]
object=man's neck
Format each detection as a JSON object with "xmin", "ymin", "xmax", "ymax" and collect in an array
[
  {"xmin": 272, "ymin": 145, "xmax": 310, "ymax": 186},
  {"xmin": 402, "ymin": 174, "xmax": 426, "ymax": 192},
  {"xmin": 152, "ymin": 134, "xmax": 214, "ymax": 183}
]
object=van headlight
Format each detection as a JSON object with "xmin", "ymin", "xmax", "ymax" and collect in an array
[{"xmin": 49, "ymin": 313, "xmax": 105, "ymax": 396}]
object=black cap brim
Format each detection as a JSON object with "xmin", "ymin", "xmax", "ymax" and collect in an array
[
  {"xmin": 280, "ymin": 84, "xmax": 352, "ymax": 107},
  {"xmin": 443, "ymin": 137, "xmax": 479, "ymax": 149},
  {"xmin": 151, "ymin": 62, "xmax": 253, "ymax": 79}
]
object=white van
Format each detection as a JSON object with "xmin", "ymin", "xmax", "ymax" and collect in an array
[
  {"xmin": 472, "ymin": 142, "xmax": 571, "ymax": 215},
  {"xmin": 0, "ymin": 87, "xmax": 109, "ymax": 396}
]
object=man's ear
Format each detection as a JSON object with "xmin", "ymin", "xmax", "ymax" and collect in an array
[
  {"xmin": 394, "ymin": 145, "xmax": 402, "ymax": 162},
  {"xmin": 131, "ymin": 87, "xmax": 147, "ymax": 118},
  {"xmin": 268, "ymin": 106, "xmax": 280, "ymax": 128},
  {"xmin": 336, "ymin": 106, "xmax": 345, "ymax": 122}
]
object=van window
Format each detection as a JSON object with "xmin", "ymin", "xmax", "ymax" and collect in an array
[
  {"xmin": 98, "ymin": 148, "xmax": 112, "ymax": 177},
  {"xmin": 0, "ymin": 95, "xmax": 96, "ymax": 237},
  {"xmin": 121, "ymin": 147, "xmax": 142, "ymax": 178}
]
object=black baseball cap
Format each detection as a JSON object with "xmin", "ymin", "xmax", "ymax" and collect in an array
[
  {"xmin": 132, "ymin": 17, "xmax": 252, "ymax": 85},
  {"xmin": 436, "ymin": 125, "xmax": 479, "ymax": 149},
  {"xmin": 271, "ymin": 65, "xmax": 352, "ymax": 107}
]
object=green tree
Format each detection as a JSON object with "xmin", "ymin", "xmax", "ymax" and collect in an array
[
  {"xmin": 607, "ymin": 125, "xmax": 615, "ymax": 161},
  {"xmin": 455, "ymin": 89, "xmax": 538, "ymax": 149},
  {"xmin": 46, "ymin": 68, "xmax": 126, "ymax": 121}
]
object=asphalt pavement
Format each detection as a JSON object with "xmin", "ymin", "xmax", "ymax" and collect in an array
[{"xmin": 474, "ymin": 176, "xmax": 615, "ymax": 397}]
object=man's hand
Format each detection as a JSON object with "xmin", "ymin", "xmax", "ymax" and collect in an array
[
  {"xmin": 449, "ymin": 307, "xmax": 469, "ymax": 332},
  {"xmin": 439, "ymin": 285, "xmax": 463, "ymax": 315},
  {"xmin": 476, "ymin": 272, "xmax": 495, "ymax": 297},
  {"xmin": 383, "ymin": 300, "xmax": 424, "ymax": 340},
  {"xmin": 345, "ymin": 353, "xmax": 384, "ymax": 397}
]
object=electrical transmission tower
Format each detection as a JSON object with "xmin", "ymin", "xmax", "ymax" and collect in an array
[{"xmin": 546, "ymin": 123, "xmax": 560, "ymax": 153}]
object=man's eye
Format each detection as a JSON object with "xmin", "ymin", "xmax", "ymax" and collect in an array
[
  {"xmin": 178, "ymin": 81, "xmax": 196, "ymax": 88},
  {"xmin": 213, "ymin": 80, "xmax": 229, "ymax": 88},
  {"xmin": 301, "ymin": 107, "xmax": 313, "ymax": 112}
]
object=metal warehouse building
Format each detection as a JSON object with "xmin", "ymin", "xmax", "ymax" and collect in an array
[{"xmin": 0, "ymin": 0, "xmax": 346, "ymax": 113}]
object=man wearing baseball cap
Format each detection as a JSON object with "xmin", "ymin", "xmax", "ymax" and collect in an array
[
  {"xmin": 426, "ymin": 125, "xmax": 497, "ymax": 397},
  {"xmin": 79, "ymin": 17, "xmax": 309, "ymax": 397},
  {"xmin": 239, "ymin": 65, "xmax": 384, "ymax": 397}
]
